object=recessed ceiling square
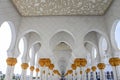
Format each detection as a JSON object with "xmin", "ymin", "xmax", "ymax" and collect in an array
[{"xmin": 12, "ymin": 0, "xmax": 113, "ymax": 16}]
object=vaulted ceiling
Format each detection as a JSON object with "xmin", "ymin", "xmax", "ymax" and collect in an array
[
  {"xmin": 12, "ymin": 0, "xmax": 112, "ymax": 16},
  {"xmin": 53, "ymin": 42, "xmax": 72, "ymax": 73}
]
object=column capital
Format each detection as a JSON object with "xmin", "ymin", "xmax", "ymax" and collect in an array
[
  {"xmin": 6, "ymin": 57, "xmax": 17, "ymax": 66},
  {"xmin": 86, "ymin": 68, "xmax": 90, "ymax": 73},
  {"xmin": 36, "ymin": 68, "xmax": 40, "ymax": 72},
  {"xmin": 109, "ymin": 57, "xmax": 120, "ymax": 66},
  {"xmin": 30, "ymin": 66, "xmax": 34, "ymax": 71},
  {"xmin": 97, "ymin": 63, "xmax": 106, "ymax": 70},
  {"xmin": 21, "ymin": 63, "xmax": 29, "ymax": 70},
  {"xmin": 91, "ymin": 66, "xmax": 97, "ymax": 72},
  {"xmin": 71, "ymin": 64, "xmax": 77, "ymax": 70},
  {"xmin": 74, "ymin": 58, "xmax": 87, "ymax": 67},
  {"xmin": 49, "ymin": 64, "xmax": 54, "ymax": 70}
]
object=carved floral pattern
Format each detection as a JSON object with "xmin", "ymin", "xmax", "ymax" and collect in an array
[{"xmin": 12, "ymin": 0, "xmax": 112, "ymax": 16}]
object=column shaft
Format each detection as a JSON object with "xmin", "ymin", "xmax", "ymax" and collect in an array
[
  {"xmin": 93, "ymin": 71, "xmax": 96, "ymax": 80},
  {"xmin": 30, "ymin": 71, "xmax": 33, "ymax": 80},
  {"xmin": 36, "ymin": 72, "xmax": 38, "ymax": 80},
  {"xmin": 21, "ymin": 69, "xmax": 27, "ymax": 80},
  {"xmin": 5, "ymin": 66, "xmax": 14, "ymax": 80},
  {"xmin": 88, "ymin": 73, "xmax": 90, "ymax": 80},
  {"xmin": 116, "ymin": 66, "xmax": 120, "ymax": 80},
  {"xmin": 112, "ymin": 66, "xmax": 118, "ymax": 80}
]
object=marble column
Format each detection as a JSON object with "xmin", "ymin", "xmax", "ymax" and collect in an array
[
  {"xmin": 76, "ymin": 67, "xmax": 80, "ymax": 80},
  {"xmin": 109, "ymin": 44, "xmax": 120, "ymax": 80},
  {"xmin": 81, "ymin": 67, "xmax": 86, "ymax": 80},
  {"xmin": 80, "ymin": 71, "xmax": 83, "ymax": 80},
  {"xmin": 30, "ymin": 66, "xmax": 34, "ymax": 80},
  {"xmin": 5, "ymin": 57, "xmax": 17, "ymax": 80},
  {"xmin": 109, "ymin": 57, "xmax": 120, "ymax": 80},
  {"xmin": 93, "ymin": 71, "xmax": 96, "ymax": 80},
  {"xmin": 36, "ymin": 68, "xmax": 40, "ymax": 80},
  {"xmin": 45, "ymin": 67, "xmax": 49, "ymax": 80},
  {"xmin": 29, "ymin": 47, "xmax": 35, "ymax": 80},
  {"xmin": 42, "ymin": 70, "xmax": 46, "ymax": 80},
  {"xmin": 82, "ymin": 68, "xmax": 86, "ymax": 80},
  {"xmin": 84, "ymin": 71, "xmax": 86, "ymax": 80},
  {"xmin": 47, "ymin": 72, "xmax": 50, "ymax": 80},
  {"xmin": 112, "ymin": 66, "xmax": 118, "ymax": 80},
  {"xmin": 47, "ymin": 70, "xmax": 51, "ymax": 80},
  {"xmin": 70, "ymin": 74, "xmax": 72, "ymax": 80},
  {"xmin": 30, "ymin": 71, "xmax": 33, "ymax": 80},
  {"xmin": 39, "ymin": 68, "xmax": 42, "ymax": 80},
  {"xmin": 99, "ymin": 69, "xmax": 106, "ymax": 80},
  {"xmin": 97, "ymin": 63, "xmax": 106, "ymax": 80},
  {"xmin": 88, "ymin": 72, "xmax": 91, "ymax": 80},
  {"xmin": 21, "ymin": 69, "xmax": 27, "ymax": 80},
  {"xmin": 36, "ymin": 72, "xmax": 38, "ymax": 80},
  {"xmin": 86, "ymin": 68, "xmax": 91, "ymax": 80},
  {"xmin": 116, "ymin": 66, "xmax": 120, "ymax": 80},
  {"xmin": 20, "ymin": 63, "xmax": 29, "ymax": 80},
  {"xmin": 5, "ymin": 65, "xmax": 15, "ymax": 80},
  {"xmin": 52, "ymin": 74, "xmax": 55, "ymax": 80},
  {"xmin": 49, "ymin": 70, "xmax": 53, "ymax": 80},
  {"xmin": 91, "ymin": 66, "xmax": 97, "ymax": 80},
  {"xmin": 68, "ymin": 74, "xmax": 71, "ymax": 80},
  {"xmin": 73, "ymin": 70, "xmax": 76, "ymax": 80}
]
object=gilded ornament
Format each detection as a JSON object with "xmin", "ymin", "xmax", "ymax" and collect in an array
[
  {"xmin": 97, "ymin": 63, "xmax": 106, "ymax": 70},
  {"xmin": 86, "ymin": 68, "xmax": 90, "ymax": 73},
  {"xmin": 109, "ymin": 57, "xmax": 120, "ymax": 66},
  {"xmin": 91, "ymin": 66, "xmax": 97, "ymax": 71},
  {"xmin": 6, "ymin": 57, "xmax": 17, "ymax": 66},
  {"xmin": 36, "ymin": 68, "xmax": 40, "ymax": 72},
  {"xmin": 71, "ymin": 64, "xmax": 76, "ymax": 70},
  {"xmin": 49, "ymin": 64, "xmax": 54, "ymax": 70},
  {"xmin": 30, "ymin": 66, "xmax": 34, "ymax": 71},
  {"xmin": 21, "ymin": 63, "xmax": 29, "ymax": 70},
  {"xmin": 74, "ymin": 58, "xmax": 87, "ymax": 67}
]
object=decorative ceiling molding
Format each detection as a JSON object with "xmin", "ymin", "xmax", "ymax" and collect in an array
[
  {"xmin": 12, "ymin": 0, "xmax": 112, "ymax": 16},
  {"xmin": 54, "ymin": 42, "xmax": 72, "ymax": 51}
]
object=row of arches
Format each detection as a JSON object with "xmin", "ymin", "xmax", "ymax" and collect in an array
[{"xmin": 0, "ymin": 20, "xmax": 120, "ymax": 76}]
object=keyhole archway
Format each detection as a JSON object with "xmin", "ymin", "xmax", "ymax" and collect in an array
[{"xmin": 0, "ymin": 21, "xmax": 12, "ymax": 74}]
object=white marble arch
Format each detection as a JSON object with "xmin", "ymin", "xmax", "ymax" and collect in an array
[
  {"xmin": 83, "ymin": 29, "xmax": 110, "ymax": 58},
  {"xmin": 0, "ymin": 21, "xmax": 17, "ymax": 57},
  {"xmin": 50, "ymin": 30, "xmax": 74, "ymax": 73},
  {"xmin": 16, "ymin": 30, "xmax": 42, "ymax": 58}
]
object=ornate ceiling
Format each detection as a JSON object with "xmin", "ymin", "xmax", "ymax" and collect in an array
[{"xmin": 12, "ymin": 0, "xmax": 112, "ymax": 16}]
